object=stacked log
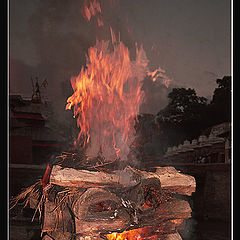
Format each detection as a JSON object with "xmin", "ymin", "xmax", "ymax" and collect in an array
[{"xmin": 40, "ymin": 165, "xmax": 195, "ymax": 240}]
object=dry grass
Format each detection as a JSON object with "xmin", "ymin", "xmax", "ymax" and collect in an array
[
  {"xmin": 9, "ymin": 180, "xmax": 42, "ymax": 211},
  {"xmin": 9, "ymin": 177, "xmax": 87, "ymax": 223}
]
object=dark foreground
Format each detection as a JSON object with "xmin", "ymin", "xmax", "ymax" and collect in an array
[
  {"xmin": 9, "ymin": 210, "xmax": 231, "ymax": 240},
  {"xmin": 180, "ymin": 218, "xmax": 231, "ymax": 240},
  {"xmin": 9, "ymin": 163, "xmax": 231, "ymax": 240}
]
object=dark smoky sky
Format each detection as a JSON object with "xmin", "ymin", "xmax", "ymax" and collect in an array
[{"xmin": 9, "ymin": 0, "xmax": 231, "ymax": 114}]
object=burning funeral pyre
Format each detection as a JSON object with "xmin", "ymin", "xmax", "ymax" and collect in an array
[
  {"xmin": 10, "ymin": 1, "xmax": 196, "ymax": 239},
  {"xmin": 11, "ymin": 160, "xmax": 195, "ymax": 240},
  {"xmin": 41, "ymin": 164, "xmax": 195, "ymax": 240}
]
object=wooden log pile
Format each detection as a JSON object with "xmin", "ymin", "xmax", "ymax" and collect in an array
[{"xmin": 40, "ymin": 165, "xmax": 196, "ymax": 240}]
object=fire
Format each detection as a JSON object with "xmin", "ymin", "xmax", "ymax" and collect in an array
[
  {"xmin": 66, "ymin": 29, "xmax": 148, "ymax": 161},
  {"xmin": 82, "ymin": 0, "xmax": 104, "ymax": 27},
  {"xmin": 170, "ymin": 219, "xmax": 183, "ymax": 225},
  {"xmin": 105, "ymin": 225, "xmax": 163, "ymax": 240},
  {"xmin": 67, "ymin": 1, "xmax": 171, "ymax": 162},
  {"xmin": 147, "ymin": 67, "xmax": 171, "ymax": 87},
  {"xmin": 105, "ymin": 227, "xmax": 147, "ymax": 240}
]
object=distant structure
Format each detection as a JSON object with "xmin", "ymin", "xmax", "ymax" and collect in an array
[
  {"xmin": 31, "ymin": 77, "xmax": 49, "ymax": 104},
  {"xmin": 31, "ymin": 77, "xmax": 41, "ymax": 103},
  {"xmin": 9, "ymin": 77, "xmax": 68, "ymax": 165},
  {"xmin": 163, "ymin": 122, "xmax": 231, "ymax": 165}
]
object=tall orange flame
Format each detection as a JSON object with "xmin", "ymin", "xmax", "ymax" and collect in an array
[
  {"xmin": 66, "ymin": 29, "xmax": 148, "ymax": 161},
  {"xmin": 67, "ymin": 0, "xmax": 171, "ymax": 162}
]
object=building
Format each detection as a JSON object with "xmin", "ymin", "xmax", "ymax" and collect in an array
[
  {"xmin": 9, "ymin": 90, "xmax": 69, "ymax": 165},
  {"xmin": 163, "ymin": 122, "xmax": 231, "ymax": 165}
]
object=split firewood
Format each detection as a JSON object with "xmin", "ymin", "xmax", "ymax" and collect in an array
[
  {"xmin": 71, "ymin": 188, "xmax": 130, "ymax": 235},
  {"xmin": 42, "ymin": 235, "xmax": 54, "ymax": 240},
  {"xmin": 50, "ymin": 165, "xmax": 195, "ymax": 196},
  {"xmin": 75, "ymin": 209, "xmax": 130, "ymax": 235},
  {"xmin": 154, "ymin": 198, "xmax": 191, "ymax": 220},
  {"xmin": 76, "ymin": 236, "xmax": 101, "ymax": 240},
  {"xmin": 140, "ymin": 198, "xmax": 191, "ymax": 226},
  {"xmin": 118, "ymin": 177, "xmax": 163, "ymax": 211},
  {"xmin": 163, "ymin": 231, "xmax": 182, "ymax": 240},
  {"xmin": 41, "ymin": 187, "xmax": 190, "ymax": 239},
  {"xmin": 50, "ymin": 165, "xmax": 140, "ymax": 188},
  {"xmin": 44, "ymin": 231, "xmax": 72, "ymax": 240},
  {"xmin": 139, "ymin": 167, "xmax": 196, "ymax": 196},
  {"xmin": 42, "ymin": 198, "xmax": 74, "ymax": 237},
  {"xmin": 43, "ymin": 165, "xmax": 195, "ymax": 239},
  {"xmin": 72, "ymin": 188, "xmax": 122, "ymax": 221}
]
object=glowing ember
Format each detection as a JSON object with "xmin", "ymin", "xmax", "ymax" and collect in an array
[
  {"xmin": 106, "ymin": 227, "xmax": 147, "ymax": 240},
  {"xmin": 105, "ymin": 226, "xmax": 164, "ymax": 240},
  {"xmin": 66, "ymin": 29, "xmax": 148, "ymax": 161}
]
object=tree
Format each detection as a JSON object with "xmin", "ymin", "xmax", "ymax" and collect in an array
[
  {"xmin": 156, "ymin": 88, "xmax": 208, "ymax": 146},
  {"xmin": 209, "ymin": 76, "xmax": 231, "ymax": 124},
  {"xmin": 162, "ymin": 88, "xmax": 207, "ymax": 122},
  {"xmin": 155, "ymin": 76, "xmax": 232, "ymax": 148},
  {"xmin": 135, "ymin": 76, "xmax": 231, "ymax": 159}
]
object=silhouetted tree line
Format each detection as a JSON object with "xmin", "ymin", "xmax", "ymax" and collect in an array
[{"xmin": 155, "ymin": 76, "xmax": 231, "ymax": 149}]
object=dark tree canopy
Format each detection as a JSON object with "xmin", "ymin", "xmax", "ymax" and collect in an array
[
  {"xmin": 209, "ymin": 76, "xmax": 231, "ymax": 124},
  {"xmin": 133, "ymin": 76, "xmax": 231, "ymax": 159},
  {"xmin": 155, "ymin": 76, "xmax": 231, "ymax": 148},
  {"xmin": 158, "ymin": 88, "xmax": 207, "ymax": 125}
]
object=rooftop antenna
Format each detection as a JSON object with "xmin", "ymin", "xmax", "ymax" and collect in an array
[{"xmin": 31, "ymin": 76, "xmax": 41, "ymax": 103}]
